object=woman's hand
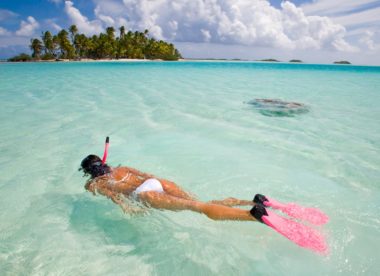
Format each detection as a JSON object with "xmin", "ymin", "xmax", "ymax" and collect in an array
[{"xmin": 85, "ymin": 181, "xmax": 96, "ymax": 195}]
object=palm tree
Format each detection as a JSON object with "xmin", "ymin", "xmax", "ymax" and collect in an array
[
  {"xmin": 57, "ymin": 29, "xmax": 75, "ymax": 59},
  {"xmin": 119, "ymin": 26, "xmax": 125, "ymax": 39},
  {"xmin": 41, "ymin": 31, "xmax": 54, "ymax": 57},
  {"xmin": 74, "ymin": 34, "xmax": 89, "ymax": 59},
  {"xmin": 30, "ymin": 38, "xmax": 43, "ymax": 59},
  {"xmin": 69, "ymin": 25, "xmax": 78, "ymax": 43},
  {"xmin": 22, "ymin": 25, "xmax": 182, "ymax": 61},
  {"xmin": 105, "ymin": 27, "xmax": 116, "ymax": 58},
  {"xmin": 106, "ymin": 27, "xmax": 115, "ymax": 40},
  {"xmin": 52, "ymin": 35, "xmax": 60, "ymax": 58}
]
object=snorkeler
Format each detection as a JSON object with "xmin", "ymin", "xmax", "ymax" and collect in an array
[{"xmin": 80, "ymin": 137, "xmax": 328, "ymax": 253}]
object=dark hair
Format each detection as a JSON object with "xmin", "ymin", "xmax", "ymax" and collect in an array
[{"xmin": 80, "ymin": 154, "xmax": 111, "ymax": 178}]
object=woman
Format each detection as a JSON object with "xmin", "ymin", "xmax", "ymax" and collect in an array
[
  {"xmin": 79, "ymin": 138, "xmax": 328, "ymax": 253},
  {"xmin": 80, "ymin": 154, "xmax": 266, "ymax": 222}
]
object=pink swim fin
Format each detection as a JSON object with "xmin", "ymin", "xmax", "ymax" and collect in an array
[
  {"xmin": 250, "ymin": 204, "xmax": 328, "ymax": 253},
  {"xmin": 254, "ymin": 194, "xmax": 329, "ymax": 225}
]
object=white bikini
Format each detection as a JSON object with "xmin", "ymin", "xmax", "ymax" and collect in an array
[
  {"xmin": 109, "ymin": 169, "xmax": 164, "ymax": 197},
  {"xmin": 132, "ymin": 178, "xmax": 164, "ymax": 197}
]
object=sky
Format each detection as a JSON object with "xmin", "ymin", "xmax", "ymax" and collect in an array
[{"xmin": 0, "ymin": 0, "xmax": 379, "ymax": 65}]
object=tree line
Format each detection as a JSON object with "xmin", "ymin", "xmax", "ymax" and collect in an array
[{"xmin": 9, "ymin": 25, "xmax": 182, "ymax": 61}]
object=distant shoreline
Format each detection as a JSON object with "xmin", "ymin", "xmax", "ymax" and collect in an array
[
  {"xmin": 2, "ymin": 58, "xmax": 379, "ymax": 67},
  {"xmin": 0, "ymin": 57, "xmax": 347, "ymax": 63},
  {"xmin": 0, "ymin": 58, "xmax": 164, "ymax": 63}
]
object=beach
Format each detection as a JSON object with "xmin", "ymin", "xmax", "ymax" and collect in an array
[{"xmin": 0, "ymin": 61, "xmax": 379, "ymax": 275}]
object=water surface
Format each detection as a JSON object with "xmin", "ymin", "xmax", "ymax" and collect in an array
[{"xmin": 0, "ymin": 61, "xmax": 379, "ymax": 275}]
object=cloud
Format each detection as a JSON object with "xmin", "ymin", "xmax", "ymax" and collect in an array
[
  {"xmin": 86, "ymin": 0, "xmax": 354, "ymax": 52},
  {"xmin": 302, "ymin": 0, "xmax": 380, "ymax": 31},
  {"xmin": 64, "ymin": 1, "xmax": 103, "ymax": 35},
  {"xmin": 328, "ymin": 6, "xmax": 380, "ymax": 29},
  {"xmin": 301, "ymin": 0, "xmax": 379, "ymax": 16},
  {"xmin": 201, "ymin": 29, "xmax": 211, "ymax": 42},
  {"xmin": 359, "ymin": 30, "xmax": 379, "ymax": 50},
  {"xmin": 280, "ymin": 2, "xmax": 355, "ymax": 51},
  {"xmin": 45, "ymin": 19, "xmax": 62, "ymax": 31},
  {"xmin": 0, "ymin": 26, "xmax": 11, "ymax": 36},
  {"xmin": 301, "ymin": 0, "xmax": 380, "ymax": 52},
  {"xmin": 0, "ymin": 9, "xmax": 18, "ymax": 21},
  {"xmin": 15, "ymin": 16, "xmax": 39, "ymax": 36}
]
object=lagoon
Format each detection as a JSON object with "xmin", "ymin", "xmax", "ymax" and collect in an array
[{"xmin": 0, "ymin": 61, "xmax": 379, "ymax": 275}]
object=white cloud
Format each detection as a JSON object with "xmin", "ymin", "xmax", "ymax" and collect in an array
[
  {"xmin": 301, "ymin": 0, "xmax": 380, "ymax": 53},
  {"xmin": 281, "ymin": 2, "xmax": 354, "ymax": 51},
  {"xmin": 0, "ymin": 9, "xmax": 18, "ymax": 21},
  {"xmin": 94, "ymin": 6, "xmax": 115, "ymax": 26},
  {"xmin": 93, "ymin": 0, "xmax": 126, "ymax": 17},
  {"xmin": 359, "ymin": 30, "xmax": 379, "ymax": 50},
  {"xmin": 201, "ymin": 29, "xmax": 211, "ymax": 42},
  {"xmin": 15, "ymin": 16, "xmax": 39, "ymax": 36},
  {"xmin": 45, "ymin": 19, "xmax": 62, "ymax": 31},
  {"xmin": 64, "ymin": 1, "xmax": 103, "ymax": 35},
  {"xmin": 0, "ymin": 26, "xmax": 11, "ymax": 36},
  {"xmin": 87, "ymin": 0, "xmax": 353, "ymax": 52},
  {"xmin": 301, "ymin": 0, "xmax": 378, "ymax": 16},
  {"xmin": 329, "ymin": 6, "xmax": 380, "ymax": 29},
  {"xmin": 301, "ymin": 1, "xmax": 380, "ymax": 36}
]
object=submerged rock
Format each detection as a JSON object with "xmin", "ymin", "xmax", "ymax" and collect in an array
[{"xmin": 246, "ymin": 99, "xmax": 309, "ymax": 117}]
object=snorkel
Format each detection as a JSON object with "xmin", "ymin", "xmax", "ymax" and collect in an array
[
  {"xmin": 102, "ymin": 136, "xmax": 110, "ymax": 164},
  {"xmin": 80, "ymin": 137, "xmax": 111, "ymax": 178}
]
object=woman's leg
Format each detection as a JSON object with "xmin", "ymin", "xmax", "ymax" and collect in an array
[
  {"xmin": 160, "ymin": 179, "xmax": 197, "ymax": 201},
  {"xmin": 209, "ymin": 197, "xmax": 253, "ymax": 207},
  {"xmin": 138, "ymin": 191, "xmax": 256, "ymax": 221}
]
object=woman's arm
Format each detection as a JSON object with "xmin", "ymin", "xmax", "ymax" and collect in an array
[{"xmin": 85, "ymin": 180, "xmax": 145, "ymax": 214}]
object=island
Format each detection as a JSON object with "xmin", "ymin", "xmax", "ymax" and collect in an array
[
  {"xmin": 333, "ymin": 61, "xmax": 351, "ymax": 64},
  {"xmin": 289, "ymin": 59, "xmax": 302, "ymax": 63},
  {"xmin": 8, "ymin": 53, "xmax": 32, "ymax": 62},
  {"xmin": 8, "ymin": 25, "xmax": 182, "ymax": 62},
  {"xmin": 259, "ymin": 59, "xmax": 280, "ymax": 62}
]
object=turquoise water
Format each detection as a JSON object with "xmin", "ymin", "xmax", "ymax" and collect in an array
[{"xmin": 0, "ymin": 61, "xmax": 379, "ymax": 275}]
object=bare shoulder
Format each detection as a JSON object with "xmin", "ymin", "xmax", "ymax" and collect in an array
[
  {"xmin": 111, "ymin": 167, "xmax": 132, "ymax": 180},
  {"xmin": 84, "ymin": 175, "xmax": 108, "ymax": 194}
]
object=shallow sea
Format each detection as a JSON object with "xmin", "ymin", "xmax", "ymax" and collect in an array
[{"xmin": 0, "ymin": 61, "xmax": 379, "ymax": 275}]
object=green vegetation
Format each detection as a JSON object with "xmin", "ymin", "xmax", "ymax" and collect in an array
[
  {"xmin": 289, "ymin": 59, "xmax": 302, "ymax": 63},
  {"xmin": 10, "ymin": 25, "xmax": 182, "ymax": 62},
  {"xmin": 260, "ymin": 59, "xmax": 280, "ymax": 62},
  {"xmin": 334, "ymin": 61, "xmax": 351, "ymax": 64},
  {"xmin": 7, "ymin": 53, "xmax": 32, "ymax": 62}
]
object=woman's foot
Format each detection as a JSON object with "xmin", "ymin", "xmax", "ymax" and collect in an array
[
  {"xmin": 253, "ymin": 194, "xmax": 268, "ymax": 205},
  {"xmin": 250, "ymin": 203, "xmax": 268, "ymax": 223}
]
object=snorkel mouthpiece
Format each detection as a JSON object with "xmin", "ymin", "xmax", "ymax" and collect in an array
[{"xmin": 101, "ymin": 136, "xmax": 109, "ymax": 164}]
